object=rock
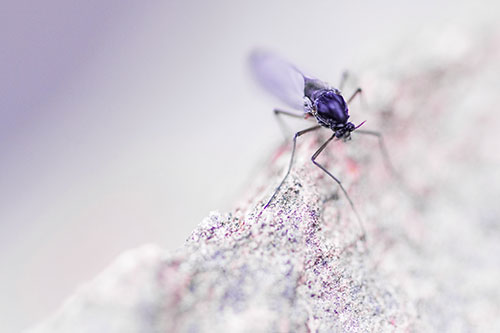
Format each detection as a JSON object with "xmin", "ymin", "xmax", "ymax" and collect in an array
[{"xmin": 29, "ymin": 27, "xmax": 500, "ymax": 333}]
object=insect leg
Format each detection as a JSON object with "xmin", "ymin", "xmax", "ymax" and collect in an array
[
  {"xmin": 339, "ymin": 71, "xmax": 349, "ymax": 91},
  {"xmin": 311, "ymin": 134, "xmax": 366, "ymax": 241},
  {"xmin": 274, "ymin": 109, "xmax": 304, "ymax": 118},
  {"xmin": 354, "ymin": 128, "xmax": 418, "ymax": 205},
  {"xmin": 274, "ymin": 109, "xmax": 306, "ymax": 140},
  {"xmin": 354, "ymin": 130, "xmax": 398, "ymax": 178},
  {"xmin": 347, "ymin": 88, "xmax": 363, "ymax": 104},
  {"xmin": 264, "ymin": 125, "xmax": 321, "ymax": 209}
]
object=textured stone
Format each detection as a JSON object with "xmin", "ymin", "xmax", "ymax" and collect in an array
[{"xmin": 29, "ymin": 28, "xmax": 500, "ymax": 333}]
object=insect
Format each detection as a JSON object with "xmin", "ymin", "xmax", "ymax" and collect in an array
[{"xmin": 250, "ymin": 51, "xmax": 394, "ymax": 240}]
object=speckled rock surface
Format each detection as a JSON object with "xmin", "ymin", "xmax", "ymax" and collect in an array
[{"xmin": 29, "ymin": 28, "xmax": 500, "ymax": 333}]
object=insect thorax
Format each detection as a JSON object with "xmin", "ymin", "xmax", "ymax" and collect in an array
[{"xmin": 304, "ymin": 88, "xmax": 350, "ymax": 131}]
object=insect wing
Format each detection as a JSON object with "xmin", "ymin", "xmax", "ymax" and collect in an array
[{"xmin": 250, "ymin": 50, "xmax": 306, "ymax": 111}]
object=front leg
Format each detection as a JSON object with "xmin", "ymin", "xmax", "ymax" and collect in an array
[
  {"xmin": 355, "ymin": 129, "xmax": 398, "ymax": 178},
  {"xmin": 311, "ymin": 134, "xmax": 366, "ymax": 242},
  {"xmin": 264, "ymin": 125, "xmax": 321, "ymax": 209}
]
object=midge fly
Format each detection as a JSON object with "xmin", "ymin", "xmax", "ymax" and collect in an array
[{"xmin": 250, "ymin": 51, "xmax": 394, "ymax": 240}]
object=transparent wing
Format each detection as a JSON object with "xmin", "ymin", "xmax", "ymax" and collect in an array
[{"xmin": 249, "ymin": 50, "xmax": 306, "ymax": 111}]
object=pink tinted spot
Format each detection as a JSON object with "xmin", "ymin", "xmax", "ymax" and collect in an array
[{"xmin": 346, "ymin": 157, "xmax": 360, "ymax": 178}]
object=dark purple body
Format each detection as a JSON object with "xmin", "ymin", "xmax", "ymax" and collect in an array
[
  {"xmin": 250, "ymin": 50, "xmax": 361, "ymax": 139},
  {"xmin": 305, "ymin": 79, "xmax": 356, "ymax": 139}
]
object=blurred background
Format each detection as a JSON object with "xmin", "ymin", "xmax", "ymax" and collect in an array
[{"xmin": 0, "ymin": 0, "xmax": 497, "ymax": 331}]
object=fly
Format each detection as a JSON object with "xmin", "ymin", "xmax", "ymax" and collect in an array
[{"xmin": 250, "ymin": 50, "xmax": 395, "ymax": 241}]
